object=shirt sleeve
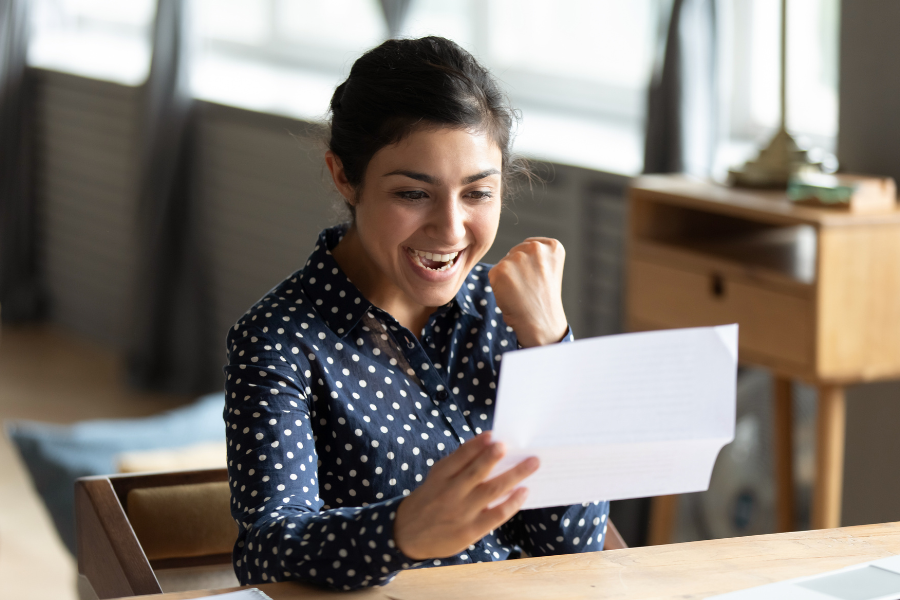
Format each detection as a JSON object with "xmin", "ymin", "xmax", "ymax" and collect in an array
[
  {"xmin": 515, "ymin": 325, "xmax": 574, "ymax": 349},
  {"xmin": 224, "ymin": 322, "xmax": 414, "ymax": 590},
  {"xmin": 500, "ymin": 502, "xmax": 610, "ymax": 556}
]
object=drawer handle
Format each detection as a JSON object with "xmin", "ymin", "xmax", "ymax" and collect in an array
[{"xmin": 711, "ymin": 273, "xmax": 726, "ymax": 299}]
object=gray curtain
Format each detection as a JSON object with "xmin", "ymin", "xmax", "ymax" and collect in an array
[
  {"xmin": 643, "ymin": 0, "xmax": 718, "ymax": 176},
  {"xmin": 613, "ymin": 0, "xmax": 718, "ymax": 546},
  {"xmin": 378, "ymin": 0, "xmax": 413, "ymax": 38},
  {"xmin": 128, "ymin": 0, "xmax": 216, "ymax": 393},
  {"xmin": 0, "ymin": 0, "xmax": 44, "ymax": 321}
]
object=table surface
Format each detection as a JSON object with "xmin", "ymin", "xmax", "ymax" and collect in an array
[{"xmin": 132, "ymin": 522, "xmax": 900, "ymax": 600}]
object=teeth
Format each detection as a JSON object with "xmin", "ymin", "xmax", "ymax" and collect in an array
[
  {"xmin": 412, "ymin": 249, "xmax": 459, "ymax": 262},
  {"xmin": 409, "ymin": 248, "xmax": 460, "ymax": 272}
]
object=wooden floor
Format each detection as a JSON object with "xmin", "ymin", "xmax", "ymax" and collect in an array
[{"xmin": 0, "ymin": 324, "xmax": 192, "ymax": 600}]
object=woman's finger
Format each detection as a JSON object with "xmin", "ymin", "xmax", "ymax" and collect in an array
[
  {"xmin": 472, "ymin": 486, "xmax": 530, "ymax": 533},
  {"xmin": 452, "ymin": 440, "xmax": 508, "ymax": 491},
  {"xmin": 429, "ymin": 431, "xmax": 493, "ymax": 480},
  {"xmin": 471, "ymin": 455, "xmax": 540, "ymax": 507}
]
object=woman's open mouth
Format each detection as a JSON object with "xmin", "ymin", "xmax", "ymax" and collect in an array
[{"xmin": 407, "ymin": 248, "xmax": 461, "ymax": 272}]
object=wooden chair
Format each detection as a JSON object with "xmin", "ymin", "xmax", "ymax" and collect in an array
[
  {"xmin": 75, "ymin": 468, "xmax": 238, "ymax": 599},
  {"xmin": 603, "ymin": 518, "xmax": 628, "ymax": 551},
  {"xmin": 75, "ymin": 468, "xmax": 627, "ymax": 599}
]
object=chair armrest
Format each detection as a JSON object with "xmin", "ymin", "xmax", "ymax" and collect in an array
[{"xmin": 75, "ymin": 476, "xmax": 162, "ymax": 598}]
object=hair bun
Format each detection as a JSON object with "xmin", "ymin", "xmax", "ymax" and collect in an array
[{"xmin": 331, "ymin": 81, "xmax": 348, "ymax": 111}]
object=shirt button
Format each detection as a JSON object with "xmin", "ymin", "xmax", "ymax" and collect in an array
[{"xmin": 436, "ymin": 390, "xmax": 449, "ymax": 401}]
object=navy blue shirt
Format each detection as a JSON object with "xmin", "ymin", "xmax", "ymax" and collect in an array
[{"xmin": 224, "ymin": 225, "xmax": 610, "ymax": 590}]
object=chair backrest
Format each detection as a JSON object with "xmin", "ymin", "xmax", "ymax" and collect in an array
[
  {"xmin": 75, "ymin": 468, "xmax": 238, "ymax": 599},
  {"xmin": 75, "ymin": 468, "xmax": 628, "ymax": 599}
]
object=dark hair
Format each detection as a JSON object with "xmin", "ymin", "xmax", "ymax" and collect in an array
[{"xmin": 328, "ymin": 36, "xmax": 523, "ymax": 215}]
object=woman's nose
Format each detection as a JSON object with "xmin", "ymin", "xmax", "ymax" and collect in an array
[{"xmin": 425, "ymin": 197, "xmax": 466, "ymax": 244}]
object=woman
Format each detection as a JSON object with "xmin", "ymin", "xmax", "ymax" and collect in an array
[{"xmin": 224, "ymin": 36, "xmax": 610, "ymax": 591}]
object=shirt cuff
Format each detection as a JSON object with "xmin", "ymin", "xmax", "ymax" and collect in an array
[
  {"xmin": 516, "ymin": 325, "xmax": 574, "ymax": 349},
  {"xmin": 370, "ymin": 496, "xmax": 421, "ymax": 579}
]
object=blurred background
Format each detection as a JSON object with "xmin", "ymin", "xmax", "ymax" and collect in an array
[{"xmin": 1, "ymin": 1, "xmax": 899, "ymax": 598}]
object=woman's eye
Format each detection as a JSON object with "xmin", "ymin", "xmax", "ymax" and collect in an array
[
  {"xmin": 397, "ymin": 190, "xmax": 427, "ymax": 201},
  {"xmin": 468, "ymin": 190, "xmax": 493, "ymax": 200}
]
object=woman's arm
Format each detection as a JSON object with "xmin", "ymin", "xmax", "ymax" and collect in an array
[
  {"xmin": 225, "ymin": 324, "xmax": 412, "ymax": 590},
  {"xmin": 501, "ymin": 502, "xmax": 611, "ymax": 556}
]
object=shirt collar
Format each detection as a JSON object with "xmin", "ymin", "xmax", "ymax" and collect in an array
[
  {"xmin": 299, "ymin": 225, "xmax": 372, "ymax": 338},
  {"xmin": 453, "ymin": 277, "xmax": 484, "ymax": 320}
]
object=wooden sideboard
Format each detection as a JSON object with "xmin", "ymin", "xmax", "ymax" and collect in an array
[{"xmin": 626, "ymin": 174, "xmax": 900, "ymax": 538}]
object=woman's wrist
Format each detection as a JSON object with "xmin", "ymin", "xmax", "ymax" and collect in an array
[{"xmin": 393, "ymin": 495, "xmax": 430, "ymax": 561}]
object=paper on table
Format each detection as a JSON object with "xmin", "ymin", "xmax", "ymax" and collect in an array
[
  {"xmin": 489, "ymin": 324, "xmax": 738, "ymax": 510},
  {"xmin": 204, "ymin": 589, "xmax": 272, "ymax": 600}
]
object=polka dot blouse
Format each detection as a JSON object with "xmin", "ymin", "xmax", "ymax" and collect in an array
[{"xmin": 224, "ymin": 225, "xmax": 610, "ymax": 590}]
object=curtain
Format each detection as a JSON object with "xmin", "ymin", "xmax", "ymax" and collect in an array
[
  {"xmin": 128, "ymin": 0, "xmax": 216, "ymax": 393},
  {"xmin": 643, "ymin": 0, "xmax": 718, "ymax": 176},
  {"xmin": 0, "ymin": 0, "xmax": 44, "ymax": 321},
  {"xmin": 617, "ymin": 0, "xmax": 719, "ymax": 546},
  {"xmin": 378, "ymin": 0, "xmax": 414, "ymax": 39}
]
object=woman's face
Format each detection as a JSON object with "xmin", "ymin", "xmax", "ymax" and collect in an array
[{"xmin": 345, "ymin": 127, "xmax": 503, "ymax": 313}]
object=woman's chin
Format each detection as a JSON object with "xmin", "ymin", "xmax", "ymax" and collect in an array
[{"xmin": 405, "ymin": 278, "xmax": 464, "ymax": 309}]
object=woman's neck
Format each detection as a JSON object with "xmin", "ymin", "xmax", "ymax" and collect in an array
[{"xmin": 332, "ymin": 224, "xmax": 434, "ymax": 337}]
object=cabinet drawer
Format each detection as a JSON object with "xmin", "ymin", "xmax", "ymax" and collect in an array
[{"xmin": 627, "ymin": 259, "xmax": 814, "ymax": 369}]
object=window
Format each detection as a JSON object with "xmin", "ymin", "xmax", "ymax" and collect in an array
[
  {"xmin": 726, "ymin": 0, "xmax": 839, "ymax": 149},
  {"xmin": 403, "ymin": 0, "xmax": 658, "ymax": 122},
  {"xmin": 192, "ymin": 0, "xmax": 385, "ymax": 73},
  {"xmin": 188, "ymin": 0, "xmax": 657, "ymax": 173},
  {"xmin": 27, "ymin": 0, "xmax": 840, "ymax": 175},
  {"xmin": 189, "ymin": 0, "xmax": 656, "ymax": 128},
  {"xmin": 28, "ymin": 0, "xmax": 155, "ymax": 85},
  {"xmin": 190, "ymin": 0, "xmax": 386, "ymax": 118}
]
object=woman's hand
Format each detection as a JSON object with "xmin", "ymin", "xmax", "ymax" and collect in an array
[
  {"xmin": 489, "ymin": 237, "xmax": 568, "ymax": 348},
  {"xmin": 394, "ymin": 432, "xmax": 539, "ymax": 561}
]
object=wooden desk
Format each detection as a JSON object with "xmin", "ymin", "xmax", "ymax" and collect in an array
[
  {"xmin": 132, "ymin": 522, "xmax": 900, "ymax": 600},
  {"xmin": 626, "ymin": 175, "xmax": 900, "ymax": 536}
]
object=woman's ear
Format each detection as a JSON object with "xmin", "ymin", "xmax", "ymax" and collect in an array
[{"xmin": 325, "ymin": 151, "xmax": 357, "ymax": 206}]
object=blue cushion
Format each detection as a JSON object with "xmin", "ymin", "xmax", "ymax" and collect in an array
[{"xmin": 5, "ymin": 392, "xmax": 225, "ymax": 555}]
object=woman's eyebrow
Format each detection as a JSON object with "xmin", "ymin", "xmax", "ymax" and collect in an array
[
  {"xmin": 382, "ymin": 168, "xmax": 501, "ymax": 185},
  {"xmin": 383, "ymin": 170, "xmax": 438, "ymax": 184},
  {"xmin": 462, "ymin": 168, "xmax": 501, "ymax": 184}
]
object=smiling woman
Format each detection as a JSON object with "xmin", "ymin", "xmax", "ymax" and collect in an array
[{"xmin": 223, "ymin": 36, "xmax": 609, "ymax": 591}]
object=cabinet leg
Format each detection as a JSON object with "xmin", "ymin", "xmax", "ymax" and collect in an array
[
  {"xmin": 772, "ymin": 376, "xmax": 795, "ymax": 532},
  {"xmin": 648, "ymin": 495, "xmax": 679, "ymax": 545},
  {"xmin": 812, "ymin": 385, "xmax": 846, "ymax": 530}
]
